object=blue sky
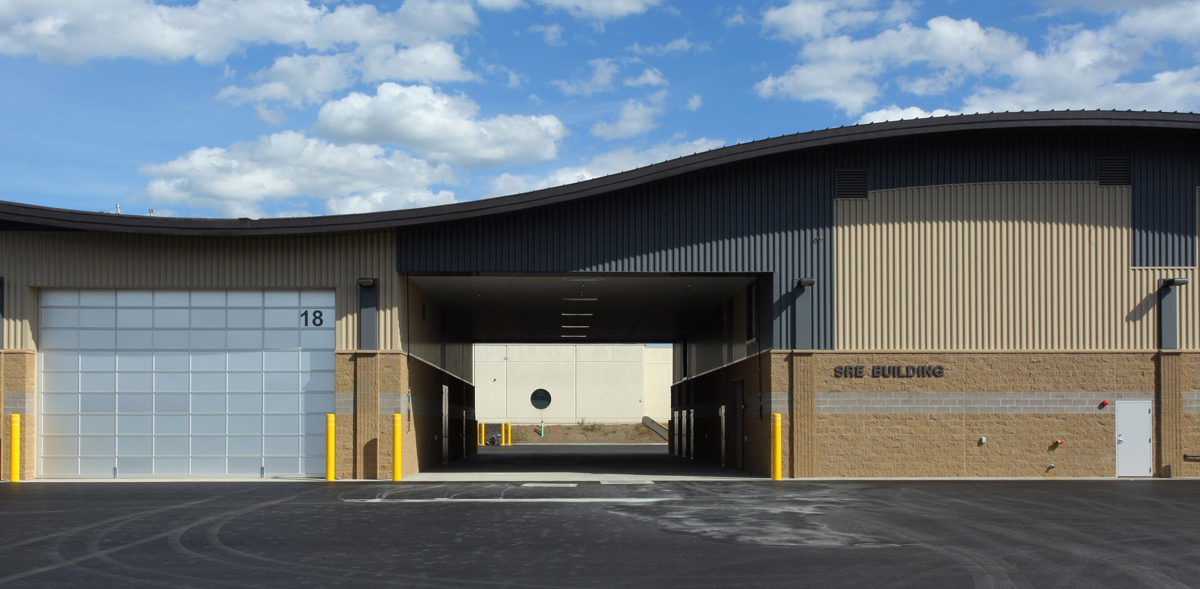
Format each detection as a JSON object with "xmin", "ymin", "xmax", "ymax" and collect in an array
[{"xmin": 2, "ymin": 0, "xmax": 1199, "ymax": 218}]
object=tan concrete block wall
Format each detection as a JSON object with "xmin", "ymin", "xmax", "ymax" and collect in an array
[
  {"xmin": 1178, "ymin": 353, "xmax": 1200, "ymax": 478},
  {"xmin": 810, "ymin": 352, "xmax": 1158, "ymax": 393},
  {"xmin": 1184, "ymin": 415, "xmax": 1200, "ymax": 478},
  {"xmin": 816, "ymin": 414, "xmax": 1114, "ymax": 477},
  {"xmin": 781, "ymin": 352, "xmax": 1166, "ymax": 478},
  {"xmin": 1, "ymin": 351, "xmax": 35, "ymax": 481}
]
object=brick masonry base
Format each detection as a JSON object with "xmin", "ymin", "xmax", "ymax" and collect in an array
[{"xmin": 776, "ymin": 351, "xmax": 1200, "ymax": 478}]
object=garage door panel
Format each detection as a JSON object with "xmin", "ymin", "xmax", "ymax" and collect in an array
[
  {"xmin": 42, "ymin": 330, "xmax": 80, "ymax": 349},
  {"xmin": 80, "ymin": 416, "xmax": 114, "ymax": 435},
  {"xmin": 43, "ymin": 394, "xmax": 79, "ymax": 414},
  {"xmin": 229, "ymin": 416, "xmax": 262, "ymax": 435},
  {"xmin": 265, "ymin": 416, "xmax": 299, "ymax": 434},
  {"xmin": 118, "ymin": 436, "xmax": 152, "ymax": 455},
  {"xmin": 191, "ymin": 416, "xmax": 226, "ymax": 435},
  {"xmin": 190, "ymin": 331, "xmax": 226, "ymax": 350},
  {"xmin": 81, "ymin": 375, "xmax": 115, "ymax": 394},
  {"xmin": 118, "ymin": 416, "xmax": 153, "ymax": 435},
  {"xmin": 80, "ymin": 291, "xmax": 116, "ymax": 306},
  {"xmin": 80, "ymin": 394, "xmax": 115, "ymax": 412},
  {"xmin": 118, "ymin": 458, "xmax": 153, "ymax": 475},
  {"xmin": 265, "ymin": 330, "xmax": 299, "ymax": 349},
  {"xmin": 80, "ymin": 308, "xmax": 116, "ymax": 329},
  {"xmin": 154, "ymin": 331, "xmax": 189, "ymax": 350},
  {"xmin": 265, "ymin": 394, "xmax": 299, "ymax": 413},
  {"xmin": 306, "ymin": 396, "xmax": 335, "ymax": 414},
  {"xmin": 41, "ymin": 288, "xmax": 334, "ymax": 478},
  {"xmin": 265, "ymin": 437, "xmax": 299, "ymax": 456},
  {"xmin": 154, "ymin": 291, "xmax": 189, "ymax": 307},
  {"xmin": 229, "ymin": 436, "xmax": 262, "ymax": 456},
  {"xmin": 192, "ymin": 395, "xmax": 226, "ymax": 413},
  {"xmin": 118, "ymin": 372, "xmax": 153, "ymax": 392},
  {"xmin": 80, "ymin": 331, "xmax": 117, "ymax": 350},
  {"xmin": 228, "ymin": 331, "xmax": 264, "ymax": 349},
  {"xmin": 190, "ymin": 308, "xmax": 225, "ymax": 328},
  {"xmin": 154, "ymin": 458, "xmax": 189, "ymax": 475},
  {"xmin": 265, "ymin": 373, "xmax": 299, "ymax": 392},
  {"xmin": 191, "ymin": 372, "xmax": 226, "ymax": 393},
  {"xmin": 42, "ymin": 436, "xmax": 78, "ymax": 456},
  {"xmin": 155, "ymin": 395, "xmax": 189, "ymax": 413},
  {"xmin": 119, "ymin": 394, "xmax": 153, "ymax": 413},
  {"xmin": 193, "ymin": 437, "xmax": 227, "ymax": 456},
  {"xmin": 79, "ymin": 458, "xmax": 113, "ymax": 477},
  {"xmin": 303, "ymin": 372, "xmax": 335, "ymax": 393},
  {"xmin": 42, "ymin": 416, "xmax": 79, "ymax": 435},
  {"xmin": 79, "ymin": 437, "xmax": 115, "ymax": 456},
  {"xmin": 265, "ymin": 457, "xmax": 299, "ymax": 475},
  {"xmin": 301, "ymin": 330, "xmax": 334, "ymax": 349},
  {"xmin": 118, "ymin": 331, "xmax": 153, "ymax": 349}
]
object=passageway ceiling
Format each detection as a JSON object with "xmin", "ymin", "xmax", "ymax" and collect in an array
[{"xmin": 409, "ymin": 275, "xmax": 756, "ymax": 343}]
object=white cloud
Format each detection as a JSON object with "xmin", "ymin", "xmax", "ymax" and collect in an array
[
  {"xmin": 591, "ymin": 90, "xmax": 666, "ymax": 139},
  {"xmin": 475, "ymin": 0, "xmax": 526, "ymax": 9},
  {"xmin": 756, "ymin": 60, "xmax": 881, "ymax": 114},
  {"xmin": 315, "ymin": 83, "xmax": 568, "ymax": 168},
  {"xmin": 624, "ymin": 67, "xmax": 668, "ymax": 87},
  {"xmin": 763, "ymin": 0, "xmax": 897, "ymax": 41},
  {"xmin": 628, "ymin": 37, "xmax": 708, "ymax": 55},
  {"xmin": 531, "ymin": 0, "xmax": 664, "ymax": 21},
  {"xmin": 0, "ymin": 0, "xmax": 480, "ymax": 64},
  {"xmin": 255, "ymin": 104, "xmax": 290, "ymax": 126},
  {"xmin": 1036, "ymin": 0, "xmax": 1185, "ymax": 13},
  {"xmin": 758, "ymin": 1, "xmax": 1200, "ymax": 116},
  {"xmin": 217, "ymin": 53, "xmax": 358, "ymax": 106},
  {"xmin": 359, "ymin": 41, "xmax": 476, "ymax": 83},
  {"xmin": 684, "ymin": 93, "xmax": 702, "ymax": 111},
  {"xmin": 856, "ymin": 105, "xmax": 958, "ymax": 124},
  {"xmin": 529, "ymin": 23, "xmax": 565, "ymax": 45},
  {"xmin": 489, "ymin": 136, "xmax": 725, "ymax": 196},
  {"xmin": 139, "ymin": 131, "xmax": 457, "ymax": 218},
  {"xmin": 552, "ymin": 58, "xmax": 619, "ymax": 95}
]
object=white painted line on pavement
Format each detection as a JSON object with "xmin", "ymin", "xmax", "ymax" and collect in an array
[
  {"xmin": 600, "ymin": 481, "xmax": 655, "ymax": 485},
  {"xmin": 344, "ymin": 497, "xmax": 673, "ymax": 504},
  {"xmin": 521, "ymin": 483, "xmax": 578, "ymax": 488}
]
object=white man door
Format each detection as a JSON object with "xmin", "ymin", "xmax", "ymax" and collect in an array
[{"xmin": 1115, "ymin": 400, "xmax": 1153, "ymax": 477}]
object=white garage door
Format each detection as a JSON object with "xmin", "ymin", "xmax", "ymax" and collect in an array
[{"xmin": 39, "ymin": 289, "xmax": 336, "ymax": 478}]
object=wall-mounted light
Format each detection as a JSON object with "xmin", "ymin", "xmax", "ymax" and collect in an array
[
  {"xmin": 796, "ymin": 277, "xmax": 816, "ymax": 289},
  {"xmin": 357, "ymin": 277, "xmax": 376, "ymax": 287},
  {"xmin": 1162, "ymin": 277, "xmax": 1189, "ymax": 287}
]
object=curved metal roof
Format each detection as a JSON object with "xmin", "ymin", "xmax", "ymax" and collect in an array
[{"xmin": 3, "ymin": 110, "xmax": 1199, "ymax": 236}]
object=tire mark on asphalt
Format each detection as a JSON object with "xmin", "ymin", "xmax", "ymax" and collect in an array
[
  {"xmin": 0, "ymin": 486, "xmax": 260, "ymax": 552},
  {"xmin": 0, "ymin": 489, "xmax": 311, "ymax": 585},
  {"xmin": 878, "ymin": 487, "xmax": 1196, "ymax": 589},
  {"xmin": 201, "ymin": 500, "xmax": 572, "ymax": 588}
]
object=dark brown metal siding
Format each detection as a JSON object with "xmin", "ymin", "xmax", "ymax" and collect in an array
[
  {"xmin": 399, "ymin": 126, "xmax": 1200, "ymax": 351},
  {"xmin": 398, "ymin": 152, "xmax": 833, "ymax": 352}
]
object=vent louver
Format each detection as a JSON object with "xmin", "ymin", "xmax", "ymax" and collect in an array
[
  {"xmin": 835, "ymin": 168, "xmax": 868, "ymax": 198},
  {"xmin": 1098, "ymin": 156, "xmax": 1131, "ymax": 186}
]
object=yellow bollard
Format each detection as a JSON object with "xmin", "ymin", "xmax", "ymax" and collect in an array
[
  {"xmin": 325, "ymin": 414, "xmax": 335, "ymax": 482},
  {"xmin": 392, "ymin": 413, "xmax": 402, "ymax": 482},
  {"xmin": 771, "ymin": 413, "xmax": 782, "ymax": 481},
  {"xmin": 9, "ymin": 414, "xmax": 20, "ymax": 483},
  {"xmin": 502, "ymin": 423, "xmax": 510, "ymax": 446},
  {"xmin": 478, "ymin": 422, "xmax": 484, "ymax": 447}
]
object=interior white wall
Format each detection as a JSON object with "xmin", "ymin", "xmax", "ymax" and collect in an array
[{"xmin": 474, "ymin": 344, "xmax": 672, "ymax": 424}]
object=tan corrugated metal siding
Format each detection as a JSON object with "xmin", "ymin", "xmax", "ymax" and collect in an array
[
  {"xmin": 835, "ymin": 182, "xmax": 1195, "ymax": 351},
  {"xmin": 0, "ymin": 230, "xmax": 399, "ymax": 351}
]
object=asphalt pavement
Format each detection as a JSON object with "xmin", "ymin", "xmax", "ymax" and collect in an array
[{"xmin": 1, "ymin": 447, "xmax": 1198, "ymax": 588}]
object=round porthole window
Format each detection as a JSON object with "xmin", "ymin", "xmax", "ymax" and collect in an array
[{"xmin": 530, "ymin": 389, "xmax": 552, "ymax": 410}]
